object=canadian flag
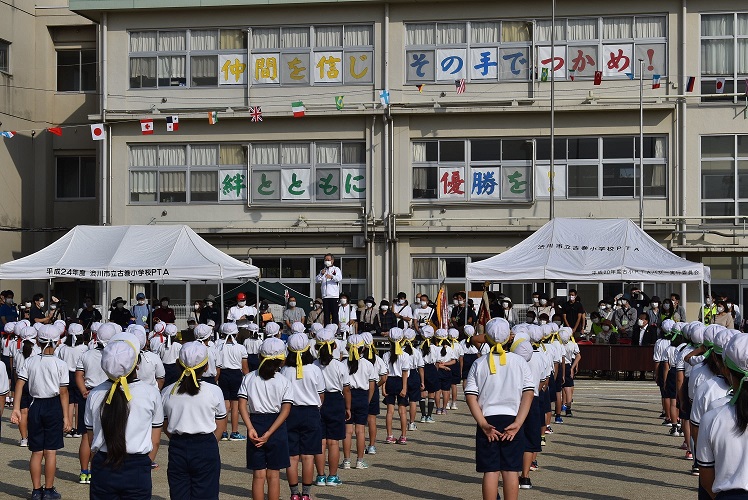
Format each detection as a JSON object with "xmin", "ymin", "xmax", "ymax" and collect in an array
[
  {"xmin": 141, "ymin": 119, "xmax": 154, "ymax": 135},
  {"xmin": 90, "ymin": 123, "xmax": 105, "ymax": 141}
]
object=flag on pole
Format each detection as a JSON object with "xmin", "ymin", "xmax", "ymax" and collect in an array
[
  {"xmin": 455, "ymin": 78, "xmax": 466, "ymax": 94},
  {"xmin": 292, "ymin": 101, "xmax": 305, "ymax": 117},
  {"xmin": 0, "ymin": 131, "xmax": 15, "ymax": 138},
  {"xmin": 90, "ymin": 124, "xmax": 105, "ymax": 141},
  {"xmin": 593, "ymin": 71, "xmax": 602, "ymax": 86},
  {"xmin": 715, "ymin": 78, "xmax": 726, "ymax": 94},
  {"xmin": 47, "ymin": 127, "xmax": 63, "ymax": 136},
  {"xmin": 568, "ymin": 70, "xmax": 575, "ymax": 82},
  {"xmin": 166, "ymin": 116, "xmax": 179, "ymax": 132},
  {"xmin": 476, "ymin": 286, "xmax": 492, "ymax": 334},
  {"xmin": 540, "ymin": 67, "xmax": 549, "ymax": 82},
  {"xmin": 686, "ymin": 77, "xmax": 696, "ymax": 93},
  {"xmin": 652, "ymin": 74, "xmax": 661, "ymax": 89},
  {"xmin": 416, "ymin": 84, "xmax": 424, "ymax": 93},
  {"xmin": 625, "ymin": 72, "xmax": 634, "ymax": 80},
  {"xmin": 250, "ymin": 106, "xmax": 263, "ymax": 122},
  {"xmin": 335, "ymin": 96, "xmax": 344, "ymax": 110},
  {"xmin": 140, "ymin": 119, "xmax": 153, "ymax": 135},
  {"xmin": 379, "ymin": 89, "xmax": 390, "ymax": 107},
  {"xmin": 435, "ymin": 286, "xmax": 449, "ymax": 330},
  {"xmin": 208, "ymin": 111, "xmax": 218, "ymax": 124}
]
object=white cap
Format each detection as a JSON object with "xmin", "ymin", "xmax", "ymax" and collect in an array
[
  {"xmin": 38, "ymin": 324, "xmax": 61, "ymax": 343},
  {"xmin": 316, "ymin": 328, "xmax": 335, "ymax": 343},
  {"xmin": 179, "ymin": 341, "xmax": 208, "ymax": 368},
  {"xmin": 485, "ymin": 318, "xmax": 510, "ymax": 345},
  {"xmin": 96, "ymin": 323, "xmax": 118, "ymax": 345},
  {"xmin": 152, "ymin": 322, "xmax": 166, "ymax": 335},
  {"xmin": 339, "ymin": 323, "xmax": 350, "ymax": 334},
  {"xmin": 434, "ymin": 328, "xmax": 448, "ymax": 339},
  {"xmin": 164, "ymin": 323, "xmax": 178, "ymax": 336},
  {"xmin": 53, "ymin": 320, "xmax": 67, "ymax": 333},
  {"xmin": 661, "ymin": 319, "xmax": 675, "ymax": 334},
  {"xmin": 421, "ymin": 325, "xmax": 435, "ymax": 339},
  {"xmin": 310, "ymin": 323, "xmax": 324, "ymax": 335},
  {"xmin": 511, "ymin": 324, "xmax": 529, "ymax": 337},
  {"xmin": 540, "ymin": 323, "xmax": 554, "ymax": 338},
  {"xmin": 126, "ymin": 324, "xmax": 146, "ymax": 338},
  {"xmin": 680, "ymin": 322, "xmax": 692, "ymax": 340},
  {"xmin": 724, "ymin": 333, "xmax": 748, "ymax": 373},
  {"xmin": 194, "ymin": 324, "xmax": 213, "ymax": 341},
  {"xmin": 129, "ymin": 327, "xmax": 147, "ymax": 350},
  {"xmin": 703, "ymin": 324, "xmax": 726, "ymax": 345},
  {"xmin": 361, "ymin": 331, "xmax": 374, "ymax": 345},
  {"xmin": 388, "ymin": 328, "xmax": 404, "ymax": 342},
  {"xmin": 528, "ymin": 324, "xmax": 544, "ymax": 343},
  {"xmin": 220, "ymin": 322, "xmax": 239, "ymax": 336},
  {"xmin": 206, "ymin": 319, "xmax": 216, "ymax": 328},
  {"xmin": 559, "ymin": 327, "xmax": 573, "ymax": 343},
  {"xmin": 248, "ymin": 322, "xmax": 260, "ymax": 332},
  {"xmin": 403, "ymin": 328, "xmax": 417, "ymax": 341},
  {"xmin": 260, "ymin": 337, "xmax": 286, "ymax": 358},
  {"xmin": 33, "ymin": 322, "xmax": 43, "ymax": 332},
  {"xmin": 291, "ymin": 322, "xmax": 305, "ymax": 334},
  {"xmin": 14, "ymin": 320, "xmax": 28, "ymax": 336},
  {"xmin": 463, "ymin": 324, "xmax": 475, "ymax": 337},
  {"xmin": 348, "ymin": 334, "xmax": 364, "ymax": 348},
  {"xmin": 21, "ymin": 326, "xmax": 37, "ymax": 341},
  {"xmin": 101, "ymin": 333, "xmax": 140, "ymax": 380},
  {"xmin": 510, "ymin": 338, "xmax": 533, "ymax": 362},
  {"xmin": 448, "ymin": 328, "xmax": 459, "ymax": 339},
  {"xmin": 3, "ymin": 321, "xmax": 15, "ymax": 334},
  {"xmin": 690, "ymin": 323, "xmax": 706, "ymax": 345},
  {"xmin": 549, "ymin": 322, "xmax": 560, "ymax": 333},
  {"xmin": 714, "ymin": 329, "xmax": 738, "ymax": 353},
  {"xmin": 287, "ymin": 333, "xmax": 309, "ymax": 352},
  {"xmin": 105, "ymin": 322, "xmax": 123, "ymax": 334},
  {"xmin": 68, "ymin": 323, "xmax": 84, "ymax": 336},
  {"xmin": 264, "ymin": 322, "xmax": 280, "ymax": 337},
  {"xmin": 90, "ymin": 321, "xmax": 102, "ymax": 333}
]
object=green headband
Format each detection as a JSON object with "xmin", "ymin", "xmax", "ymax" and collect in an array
[
  {"xmin": 702, "ymin": 340, "xmax": 715, "ymax": 359},
  {"xmin": 724, "ymin": 355, "xmax": 748, "ymax": 405}
]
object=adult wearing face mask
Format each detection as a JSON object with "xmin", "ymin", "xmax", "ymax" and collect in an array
[
  {"xmin": 358, "ymin": 296, "xmax": 377, "ymax": 334},
  {"xmin": 670, "ymin": 293, "xmax": 686, "ymax": 322},
  {"xmin": 629, "ymin": 287, "xmax": 651, "ymax": 317},
  {"xmin": 132, "ymin": 293, "xmax": 152, "ymax": 331},
  {"xmin": 598, "ymin": 300, "xmax": 614, "ymax": 321},
  {"xmin": 153, "ymin": 296, "xmax": 176, "ymax": 325},
  {"xmin": 29, "ymin": 293, "xmax": 51, "ymax": 325},
  {"xmin": 374, "ymin": 300, "xmax": 396, "ymax": 336},
  {"xmin": 501, "ymin": 297, "xmax": 517, "ymax": 327},
  {"xmin": 199, "ymin": 295, "xmax": 220, "ymax": 327},
  {"xmin": 449, "ymin": 292, "xmax": 475, "ymax": 330},
  {"xmin": 338, "ymin": 293, "xmax": 357, "ymax": 334},
  {"xmin": 315, "ymin": 253, "xmax": 342, "ymax": 326},
  {"xmin": 77, "ymin": 295, "xmax": 102, "ymax": 330},
  {"xmin": 561, "ymin": 290, "xmax": 585, "ymax": 337},
  {"xmin": 636, "ymin": 313, "xmax": 658, "ymax": 346},
  {"xmin": 227, "ymin": 292, "xmax": 257, "ymax": 323},
  {"xmin": 413, "ymin": 295, "xmax": 435, "ymax": 333},
  {"xmin": 645, "ymin": 296, "xmax": 663, "ymax": 332},
  {"xmin": 0, "ymin": 290, "xmax": 18, "ymax": 327},
  {"xmin": 392, "ymin": 292, "xmax": 410, "ymax": 329},
  {"xmin": 307, "ymin": 298, "xmax": 324, "ymax": 327},
  {"xmin": 713, "ymin": 301, "xmax": 735, "ymax": 329},
  {"xmin": 594, "ymin": 318, "xmax": 617, "ymax": 344},
  {"xmin": 530, "ymin": 293, "xmax": 555, "ymax": 324},
  {"xmin": 46, "ymin": 296, "xmax": 67, "ymax": 323},
  {"xmin": 108, "ymin": 297, "xmax": 133, "ymax": 330},
  {"xmin": 699, "ymin": 296, "xmax": 717, "ymax": 325},
  {"xmin": 613, "ymin": 296, "xmax": 637, "ymax": 343},
  {"xmin": 282, "ymin": 296, "xmax": 305, "ymax": 336}
]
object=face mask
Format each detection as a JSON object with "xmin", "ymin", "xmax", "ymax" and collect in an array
[
  {"xmin": 138, "ymin": 300, "xmax": 145, "ymax": 306},
  {"xmin": 569, "ymin": 296, "xmax": 576, "ymax": 302},
  {"xmin": 340, "ymin": 299, "xmax": 348, "ymax": 305},
  {"xmin": 502, "ymin": 302, "xmax": 510, "ymax": 308},
  {"xmin": 25, "ymin": 302, "xmax": 31, "ymax": 309},
  {"xmin": 288, "ymin": 302, "xmax": 296, "ymax": 307},
  {"xmin": 539, "ymin": 320, "xmax": 547, "ymax": 325},
  {"xmin": 532, "ymin": 297, "xmax": 539, "ymax": 304},
  {"xmin": 399, "ymin": 299, "xmax": 405, "ymax": 305},
  {"xmin": 638, "ymin": 319, "xmax": 645, "ymax": 327},
  {"xmin": 593, "ymin": 318, "xmax": 600, "ymax": 324},
  {"xmin": 188, "ymin": 325, "xmax": 195, "ymax": 330},
  {"xmin": 421, "ymin": 301, "xmax": 428, "ymax": 307},
  {"xmin": 5, "ymin": 299, "xmax": 12, "ymax": 306},
  {"xmin": 381, "ymin": 305, "xmax": 389, "ymax": 311},
  {"xmin": 718, "ymin": 306, "xmax": 725, "ymax": 313},
  {"xmin": 663, "ymin": 303, "xmax": 670, "ymax": 310},
  {"xmin": 237, "ymin": 301, "xmax": 246, "ymax": 307},
  {"xmin": 49, "ymin": 304, "xmax": 57, "ymax": 310},
  {"xmin": 651, "ymin": 302, "xmax": 658, "ymax": 308},
  {"xmin": 366, "ymin": 302, "xmax": 374, "ymax": 308},
  {"xmin": 453, "ymin": 300, "xmax": 459, "ymax": 306},
  {"xmin": 458, "ymin": 300, "xmax": 464, "ymax": 306},
  {"xmin": 616, "ymin": 300, "xmax": 622, "ymax": 307},
  {"xmin": 194, "ymin": 304, "xmax": 200, "ymax": 310},
  {"xmin": 315, "ymin": 304, "xmax": 321, "ymax": 309},
  {"xmin": 554, "ymin": 320, "xmax": 563, "ymax": 326},
  {"xmin": 540, "ymin": 299, "xmax": 547, "ymax": 306},
  {"xmin": 706, "ymin": 298, "xmax": 713, "ymax": 305},
  {"xmin": 727, "ymin": 303, "xmax": 733, "ymax": 309},
  {"xmin": 602, "ymin": 325, "xmax": 610, "ymax": 332},
  {"xmin": 161, "ymin": 301, "xmax": 169, "ymax": 307},
  {"xmin": 38, "ymin": 301, "xmax": 45, "ymax": 308},
  {"xmin": 324, "ymin": 260, "xmax": 332, "ymax": 267}
]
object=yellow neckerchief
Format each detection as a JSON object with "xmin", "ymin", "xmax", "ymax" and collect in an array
[
  {"xmin": 289, "ymin": 344, "xmax": 311, "ymax": 379},
  {"xmin": 106, "ymin": 340, "xmax": 139, "ymax": 404},
  {"xmin": 365, "ymin": 343, "xmax": 375, "ymax": 359},
  {"xmin": 421, "ymin": 338, "xmax": 432, "ymax": 350},
  {"xmin": 548, "ymin": 332, "xmax": 561, "ymax": 344},
  {"xmin": 258, "ymin": 352, "xmax": 286, "ymax": 371},
  {"xmin": 171, "ymin": 355, "xmax": 209, "ymax": 394},
  {"xmin": 484, "ymin": 334, "xmax": 507, "ymax": 374},
  {"xmin": 569, "ymin": 335, "xmax": 577, "ymax": 344},
  {"xmin": 402, "ymin": 338, "xmax": 414, "ymax": 351},
  {"xmin": 392, "ymin": 339, "xmax": 404, "ymax": 355},
  {"xmin": 348, "ymin": 340, "xmax": 364, "ymax": 361},
  {"xmin": 316, "ymin": 339, "xmax": 336, "ymax": 358}
]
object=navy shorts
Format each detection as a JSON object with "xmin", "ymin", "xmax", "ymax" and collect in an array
[
  {"xmin": 163, "ymin": 363, "xmax": 180, "ymax": 388},
  {"xmin": 462, "ymin": 353, "xmax": 478, "ymax": 380},
  {"xmin": 67, "ymin": 371, "xmax": 83, "ymax": 405},
  {"xmin": 555, "ymin": 368, "xmax": 564, "ymax": 393},
  {"xmin": 91, "ymin": 452, "xmax": 151, "ymax": 500},
  {"xmin": 715, "ymin": 490, "xmax": 748, "ymax": 500},
  {"xmin": 28, "ymin": 396, "xmax": 64, "ymax": 452},
  {"xmin": 665, "ymin": 368, "xmax": 677, "ymax": 399},
  {"xmin": 475, "ymin": 414, "xmax": 525, "ymax": 473},
  {"xmin": 168, "ymin": 433, "xmax": 220, "ymax": 500},
  {"xmin": 423, "ymin": 364, "xmax": 439, "ymax": 394},
  {"xmin": 246, "ymin": 413, "xmax": 290, "ymax": 471},
  {"xmin": 541, "ymin": 386, "xmax": 552, "ymax": 414},
  {"xmin": 546, "ymin": 372, "xmax": 556, "ymax": 395},
  {"xmin": 368, "ymin": 385, "xmax": 380, "ymax": 416},
  {"xmin": 563, "ymin": 364, "xmax": 575, "ymax": 388},
  {"xmin": 450, "ymin": 362, "xmax": 461, "ymax": 385},
  {"xmin": 287, "ymin": 405, "xmax": 322, "ymax": 455},
  {"xmin": 407, "ymin": 370, "xmax": 422, "ymax": 403},
  {"xmin": 202, "ymin": 376, "xmax": 217, "ymax": 385},
  {"xmin": 320, "ymin": 391, "xmax": 346, "ymax": 440},
  {"xmin": 437, "ymin": 367, "xmax": 452, "ymax": 392},
  {"xmin": 247, "ymin": 354, "xmax": 260, "ymax": 373},
  {"xmin": 656, "ymin": 363, "xmax": 666, "ymax": 388},
  {"xmin": 219, "ymin": 368, "xmax": 243, "ymax": 401},
  {"xmin": 383, "ymin": 376, "xmax": 408, "ymax": 406},
  {"xmin": 347, "ymin": 389, "xmax": 369, "ymax": 426},
  {"xmin": 523, "ymin": 396, "xmax": 542, "ymax": 453},
  {"xmin": 679, "ymin": 376, "xmax": 692, "ymax": 420},
  {"xmin": 20, "ymin": 383, "xmax": 32, "ymax": 410}
]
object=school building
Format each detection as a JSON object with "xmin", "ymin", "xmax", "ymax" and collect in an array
[{"xmin": 2, "ymin": 0, "xmax": 748, "ymax": 317}]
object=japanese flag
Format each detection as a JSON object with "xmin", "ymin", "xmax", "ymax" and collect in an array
[
  {"xmin": 166, "ymin": 116, "xmax": 179, "ymax": 132},
  {"xmin": 141, "ymin": 119, "xmax": 154, "ymax": 135},
  {"xmin": 715, "ymin": 78, "xmax": 726, "ymax": 94},
  {"xmin": 90, "ymin": 124, "xmax": 105, "ymax": 141}
]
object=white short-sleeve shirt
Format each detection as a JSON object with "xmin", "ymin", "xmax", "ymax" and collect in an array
[
  {"xmin": 243, "ymin": 338, "xmax": 262, "ymax": 356},
  {"xmin": 76, "ymin": 349, "xmax": 108, "ymax": 389},
  {"xmin": 219, "ymin": 342, "xmax": 248, "ymax": 370},
  {"xmin": 162, "ymin": 381, "xmax": 227, "ymax": 435},
  {"xmin": 371, "ymin": 355, "xmax": 387, "ymax": 378},
  {"xmin": 280, "ymin": 363, "xmax": 325, "ymax": 406},
  {"xmin": 653, "ymin": 338, "xmax": 670, "ymax": 362},
  {"xmin": 348, "ymin": 358, "xmax": 377, "ymax": 391},
  {"xmin": 18, "ymin": 354, "xmax": 69, "ymax": 398},
  {"xmin": 227, "ymin": 305, "xmax": 258, "ymax": 322},
  {"xmin": 464, "ymin": 351, "xmax": 534, "ymax": 417},
  {"xmin": 691, "ymin": 376, "xmax": 731, "ymax": 427},
  {"xmin": 237, "ymin": 371, "xmax": 294, "ymax": 414},
  {"xmin": 314, "ymin": 358, "xmax": 350, "ymax": 393},
  {"xmin": 460, "ymin": 339, "xmax": 479, "ymax": 355},
  {"xmin": 56, "ymin": 344, "xmax": 88, "ymax": 373},
  {"xmin": 203, "ymin": 344, "xmax": 219, "ymax": 377},
  {"xmin": 85, "ymin": 379, "xmax": 163, "ymax": 455},
  {"xmin": 527, "ymin": 351, "xmax": 548, "ymax": 397},
  {"xmin": 159, "ymin": 341, "xmax": 182, "ymax": 365},
  {"xmin": 563, "ymin": 342, "xmax": 580, "ymax": 363},
  {"xmin": 382, "ymin": 351, "xmax": 411, "ymax": 377},
  {"xmin": 0, "ymin": 362, "xmax": 8, "ymax": 395},
  {"xmin": 696, "ymin": 404, "xmax": 748, "ymax": 493},
  {"xmin": 689, "ymin": 363, "xmax": 715, "ymax": 401},
  {"xmin": 137, "ymin": 351, "xmax": 165, "ymax": 387}
]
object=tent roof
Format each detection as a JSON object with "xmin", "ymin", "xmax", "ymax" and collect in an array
[
  {"xmin": 0, "ymin": 225, "xmax": 259, "ymax": 281},
  {"xmin": 466, "ymin": 218, "xmax": 710, "ymax": 283}
]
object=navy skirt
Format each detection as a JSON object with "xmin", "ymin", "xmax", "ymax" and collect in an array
[{"xmin": 462, "ymin": 353, "xmax": 478, "ymax": 380}]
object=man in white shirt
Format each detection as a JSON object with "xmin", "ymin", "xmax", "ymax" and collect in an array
[
  {"xmin": 315, "ymin": 254, "xmax": 342, "ymax": 326},
  {"xmin": 227, "ymin": 293, "xmax": 257, "ymax": 322}
]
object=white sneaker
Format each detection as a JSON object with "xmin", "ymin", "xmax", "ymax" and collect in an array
[
  {"xmin": 451, "ymin": 403, "xmax": 458, "ymax": 410},
  {"xmin": 19, "ymin": 438, "xmax": 28, "ymax": 447},
  {"xmin": 419, "ymin": 415, "xmax": 427, "ymax": 423},
  {"xmin": 341, "ymin": 459, "xmax": 351, "ymax": 470},
  {"xmin": 408, "ymin": 422, "xmax": 417, "ymax": 431},
  {"xmin": 355, "ymin": 460, "xmax": 369, "ymax": 469}
]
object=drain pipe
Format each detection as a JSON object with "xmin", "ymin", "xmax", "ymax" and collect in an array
[{"xmin": 383, "ymin": 3, "xmax": 390, "ymax": 299}]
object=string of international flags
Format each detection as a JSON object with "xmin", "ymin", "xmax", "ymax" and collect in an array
[{"xmin": 0, "ymin": 74, "xmax": 745, "ymax": 140}]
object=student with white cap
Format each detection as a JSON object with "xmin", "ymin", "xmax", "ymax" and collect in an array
[
  {"xmin": 465, "ymin": 317, "xmax": 534, "ymax": 500},
  {"xmin": 697, "ymin": 332, "xmax": 748, "ymax": 499},
  {"xmin": 238, "ymin": 337, "xmax": 293, "ymax": 500},
  {"xmin": 56, "ymin": 322, "xmax": 87, "ymax": 438},
  {"xmin": 419, "ymin": 325, "xmax": 438, "ymax": 423},
  {"xmin": 528, "ymin": 323, "xmax": 552, "ymax": 452},
  {"xmin": 361, "ymin": 331, "xmax": 386, "ymax": 454},
  {"xmin": 264, "ymin": 321, "xmax": 281, "ymax": 339},
  {"xmin": 403, "ymin": 328, "xmax": 424, "ymax": 431},
  {"xmin": 149, "ymin": 322, "xmax": 167, "ymax": 353},
  {"xmin": 194, "ymin": 324, "xmax": 219, "ymax": 385},
  {"xmin": 447, "ymin": 328, "xmax": 462, "ymax": 411},
  {"xmin": 559, "ymin": 326, "xmax": 581, "ymax": 417},
  {"xmin": 127, "ymin": 324, "xmax": 165, "ymax": 390},
  {"xmin": 342, "ymin": 334, "xmax": 377, "ymax": 470},
  {"xmin": 84, "ymin": 332, "xmax": 163, "ymax": 499},
  {"xmin": 11, "ymin": 324, "xmax": 70, "ymax": 500},
  {"xmin": 382, "ymin": 327, "xmax": 411, "ymax": 445},
  {"xmin": 14, "ymin": 325, "xmax": 41, "ymax": 448},
  {"xmin": 461, "ymin": 325, "xmax": 480, "ymax": 391},
  {"xmin": 0, "ymin": 323, "xmax": 9, "ymax": 432},
  {"xmin": 243, "ymin": 322, "xmax": 262, "ymax": 372},
  {"xmin": 281, "ymin": 332, "xmax": 324, "ymax": 500},
  {"xmin": 75, "ymin": 322, "xmax": 117, "ymax": 485},
  {"xmin": 162, "ymin": 341, "xmax": 227, "ymax": 500},
  {"xmin": 433, "ymin": 328, "xmax": 456, "ymax": 416},
  {"xmin": 159, "ymin": 323, "xmax": 182, "ymax": 387},
  {"xmin": 216, "ymin": 321, "xmax": 249, "ymax": 441}
]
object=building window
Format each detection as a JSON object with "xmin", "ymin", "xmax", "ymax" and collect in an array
[
  {"xmin": 0, "ymin": 40, "xmax": 9, "ymax": 73},
  {"xmin": 412, "ymin": 256, "xmax": 475, "ymax": 302},
  {"xmin": 700, "ymin": 13, "xmax": 748, "ymax": 102},
  {"xmin": 250, "ymin": 141, "xmax": 366, "ymax": 203},
  {"xmin": 57, "ymin": 50, "xmax": 96, "ymax": 92},
  {"xmin": 701, "ymin": 135, "xmax": 748, "ymax": 221},
  {"xmin": 128, "ymin": 144, "xmax": 248, "ymax": 203},
  {"xmin": 405, "ymin": 15, "xmax": 666, "ymax": 84},
  {"xmin": 56, "ymin": 156, "xmax": 96, "ymax": 199},
  {"xmin": 249, "ymin": 24, "xmax": 374, "ymax": 86}
]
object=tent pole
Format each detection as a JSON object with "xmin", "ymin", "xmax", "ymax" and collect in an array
[
  {"xmin": 219, "ymin": 280, "xmax": 225, "ymax": 325},
  {"xmin": 700, "ymin": 279, "xmax": 704, "ymax": 323},
  {"xmin": 149, "ymin": 281, "xmax": 154, "ymax": 330}
]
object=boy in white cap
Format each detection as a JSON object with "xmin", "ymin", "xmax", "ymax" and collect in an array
[
  {"xmin": 128, "ymin": 324, "xmax": 165, "ymax": 390},
  {"xmin": 159, "ymin": 323, "xmax": 182, "ymax": 387},
  {"xmin": 194, "ymin": 324, "xmax": 220, "ymax": 385},
  {"xmin": 559, "ymin": 327, "xmax": 580, "ymax": 417},
  {"xmin": 403, "ymin": 328, "xmax": 424, "ymax": 430},
  {"xmin": 342, "ymin": 334, "xmax": 377, "ymax": 470},
  {"xmin": 447, "ymin": 328, "xmax": 462, "ymax": 410},
  {"xmin": 382, "ymin": 327, "xmax": 410, "ymax": 445},
  {"xmin": 238, "ymin": 337, "xmax": 293, "ymax": 500},
  {"xmin": 217, "ymin": 322, "xmax": 249, "ymax": 441},
  {"xmin": 361, "ymin": 331, "xmax": 386, "ymax": 454},
  {"xmin": 243, "ymin": 322, "xmax": 262, "ymax": 372},
  {"xmin": 162, "ymin": 341, "xmax": 227, "ymax": 500},
  {"xmin": 14, "ymin": 325, "xmax": 39, "ymax": 447},
  {"xmin": 419, "ymin": 325, "xmax": 438, "ymax": 423},
  {"xmin": 465, "ymin": 317, "xmax": 534, "ymax": 500},
  {"xmin": 11, "ymin": 324, "xmax": 70, "ymax": 500},
  {"xmin": 84, "ymin": 332, "xmax": 163, "ymax": 499},
  {"xmin": 56, "ymin": 322, "xmax": 87, "ymax": 438}
]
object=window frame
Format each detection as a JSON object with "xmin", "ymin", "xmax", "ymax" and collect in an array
[
  {"xmin": 700, "ymin": 134, "xmax": 748, "ymax": 222},
  {"xmin": 56, "ymin": 49, "xmax": 97, "ymax": 93},
  {"xmin": 55, "ymin": 156, "xmax": 96, "ymax": 200},
  {"xmin": 0, "ymin": 39, "xmax": 10, "ymax": 74},
  {"xmin": 699, "ymin": 12, "xmax": 748, "ymax": 103}
]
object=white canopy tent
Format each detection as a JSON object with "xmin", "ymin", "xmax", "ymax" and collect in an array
[
  {"xmin": 0, "ymin": 225, "xmax": 260, "ymax": 323},
  {"xmin": 466, "ymin": 218, "xmax": 709, "ymax": 309}
]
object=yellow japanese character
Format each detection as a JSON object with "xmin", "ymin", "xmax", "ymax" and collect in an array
[
  {"xmin": 316, "ymin": 55, "xmax": 341, "ymax": 80},
  {"xmin": 349, "ymin": 54, "xmax": 369, "ymax": 80},
  {"xmin": 255, "ymin": 57, "xmax": 278, "ymax": 81},
  {"xmin": 221, "ymin": 58, "xmax": 247, "ymax": 83},
  {"xmin": 287, "ymin": 57, "xmax": 307, "ymax": 81}
]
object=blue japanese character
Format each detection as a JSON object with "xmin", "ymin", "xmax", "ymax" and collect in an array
[
  {"xmin": 440, "ymin": 55, "xmax": 464, "ymax": 75},
  {"xmin": 410, "ymin": 53, "xmax": 430, "ymax": 78},
  {"xmin": 473, "ymin": 51, "xmax": 498, "ymax": 77},
  {"xmin": 502, "ymin": 51, "xmax": 528, "ymax": 76},
  {"xmin": 471, "ymin": 171, "xmax": 498, "ymax": 196}
]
